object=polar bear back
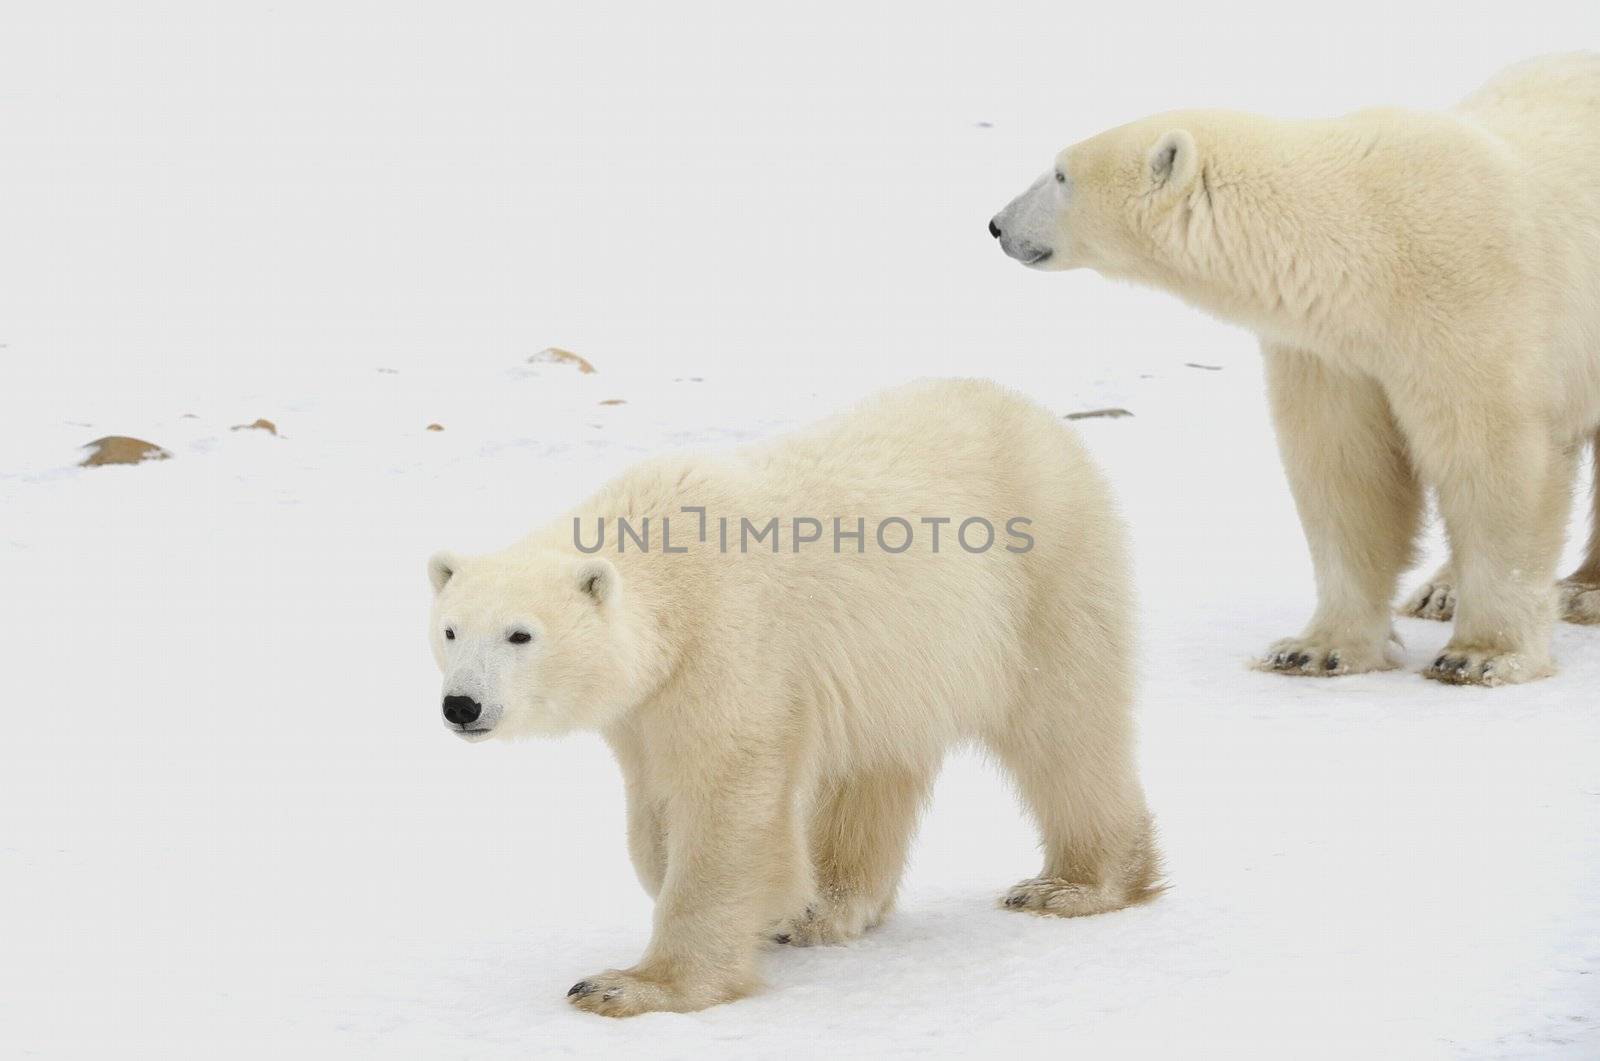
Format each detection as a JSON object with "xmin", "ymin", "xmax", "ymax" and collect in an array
[
  {"xmin": 1457, "ymin": 53, "xmax": 1600, "ymax": 418},
  {"xmin": 548, "ymin": 379, "xmax": 1131, "ymax": 769}
]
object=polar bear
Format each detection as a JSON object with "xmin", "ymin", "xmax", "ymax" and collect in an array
[
  {"xmin": 426, "ymin": 379, "xmax": 1161, "ymax": 1016},
  {"xmin": 990, "ymin": 53, "xmax": 1600, "ymax": 686}
]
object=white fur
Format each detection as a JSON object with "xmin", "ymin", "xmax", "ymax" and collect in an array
[
  {"xmin": 992, "ymin": 53, "xmax": 1600, "ymax": 685},
  {"xmin": 427, "ymin": 379, "xmax": 1161, "ymax": 1015}
]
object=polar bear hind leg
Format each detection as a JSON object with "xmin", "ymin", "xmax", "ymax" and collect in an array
[
  {"xmin": 988, "ymin": 671, "xmax": 1162, "ymax": 918},
  {"xmin": 772, "ymin": 762, "xmax": 936, "ymax": 947},
  {"xmin": 1399, "ymin": 561, "xmax": 1458, "ymax": 621},
  {"xmin": 1558, "ymin": 428, "xmax": 1600, "ymax": 624}
]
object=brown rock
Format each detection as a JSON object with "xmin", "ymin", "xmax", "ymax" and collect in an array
[
  {"xmin": 426, "ymin": 423, "xmax": 445, "ymax": 432},
  {"xmin": 530, "ymin": 347, "xmax": 597, "ymax": 374},
  {"xmin": 231, "ymin": 418, "xmax": 278, "ymax": 435},
  {"xmin": 598, "ymin": 399, "xmax": 626, "ymax": 406},
  {"xmin": 81, "ymin": 436, "xmax": 171, "ymax": 467}
]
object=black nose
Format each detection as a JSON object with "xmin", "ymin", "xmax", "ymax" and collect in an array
[
  {"xmin": 988, "ymin": 218, "xmax": 1001, "ymax": 238},
  {"xmin": 442, "ymin": 695, "xmax": 482, "ymax": 726}
]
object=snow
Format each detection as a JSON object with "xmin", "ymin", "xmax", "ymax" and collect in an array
[{"xmin": 2, "ymin": 3, "xmax": 1598, "ymax": 1057}]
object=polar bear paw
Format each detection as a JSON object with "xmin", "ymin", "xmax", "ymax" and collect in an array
[
  {"xmin": 566, "ymin": 969, "xmax": 676, "ymax": 1017},
  {"xmin": 1001, "ymin": 877, "xmax": 1124, "ymax": 917},
  {"xmin": 1399, "ymin": 579, "xmax": 1456, "ymax": 621},
  {"xmin": 1559, "ymin": 578, "xmax": 1600, "ymax": 625},
  {"xmin": 771, "ymin": 897, "xmax": 880, "ymax": 947},
  {"xmin": 1423, "ymin": 647, "xmax": 1552, "ymax": 687},
  {"xmin": 1407, "ymin": 577, "xmax": 1600, "ymax": 625},
  {"xmin": 1255, "ymin": 635, "xmax": 1392, "ymax": 677},
  {"xmin": 566, "ymin": 967, "xmax": 740, "ymax": 1017}
]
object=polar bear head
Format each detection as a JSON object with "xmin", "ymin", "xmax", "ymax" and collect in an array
[
  {"xmin": 426, "ymin": 549, "xmax": 634, "ymax": 741},
  {"xmin": 988, "ymin": 114, "xmax": 1202, "ymax": 275}
]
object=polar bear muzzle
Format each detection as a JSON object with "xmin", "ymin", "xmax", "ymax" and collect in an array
[{"xmin": 989, "ymin": 170, "xmax": 1061, "ymax": 267}]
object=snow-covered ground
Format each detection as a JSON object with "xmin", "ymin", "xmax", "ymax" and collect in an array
[{"xmin": 3, "ymin": 4, "xmax": 1597, "ymax": 1057}]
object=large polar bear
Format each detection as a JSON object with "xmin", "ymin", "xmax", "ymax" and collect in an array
[
  {"xmin": 426, "ymin": 380, "xmax": 1161, "ymax": 1016},
  {"xmin": 990, "ymin": 53, "xmax": 1600, "ymax": 686}
]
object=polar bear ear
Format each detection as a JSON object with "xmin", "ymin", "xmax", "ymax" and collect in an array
[
  {"xmin": 427, "ymin": 551, "xmax": 461, "ymax": 594},
  {"xmin": 1147, "ymin": 129, "xmax": 1198, "ymax": 189},
  {"xmin": 575, "ymin": 558, "xmax": 618, "ymax": 606}
]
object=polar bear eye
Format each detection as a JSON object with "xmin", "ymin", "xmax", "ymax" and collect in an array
[
  {"xmin": 444, "ymin": 628, "xmax": 455, "ymax": 640},
  {"xmin": 1054, "ymin": 170, "xmax": 1066, "ymax": 184},
  {"xmin": 508, "ymin": 631, "xmax": 532, "ymax": 645}
]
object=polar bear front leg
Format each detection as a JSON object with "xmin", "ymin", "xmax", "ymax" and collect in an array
[
  {"xmin": 607, "ymin": 730, "xmax": 668, "ymax": 899},
  {"xmin": 1404, "ymin": 427, "xmax": 1598, "ymax": 626},
  {"xmin": 1394, "ymin": 383, "xmax": 1576, "ymax": 686},
  {"xmin": 568, "ymin": 736, "xmax": 806, "ymax": 1017},
  {"xmin": 1255, "ymin": 345, "xmax": 1422, "ymax": 676}
]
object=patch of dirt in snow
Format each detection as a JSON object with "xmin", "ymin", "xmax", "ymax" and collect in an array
[
  {"xmin": 530, "ymin": 347, "xmax": 598, "ymax": 374},
  {"xmin": 78, "ymin": 435, "xmax": 171, "ymax": 466}
]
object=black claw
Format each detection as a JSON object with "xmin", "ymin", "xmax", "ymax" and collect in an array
[
  {"xmin": 1433, "ymin": 654, "xmax": 1448, "ymax": 669},
  {"xmin": 568, "ymin": 980, "xmax": 592, "ymax": 998},
  {"xmin": 773, "ymin": 933, "xmax": 791, "ymax": 945},
  {"xmin": 1005, "ymin": 893, "xmax": 1027, "ymax": 907},
  {"xmin": 1324, "ymin": 653, "xmax": 1340, "ymax": 671}
]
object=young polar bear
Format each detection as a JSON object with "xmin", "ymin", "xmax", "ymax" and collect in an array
[
  {"xmin": 426, "ymin": 379, "xmax": 1160, "ymax": 1016},
  {"xmin": 990, "ymin": 53, "xmax": 1600, "ymax": 686}
]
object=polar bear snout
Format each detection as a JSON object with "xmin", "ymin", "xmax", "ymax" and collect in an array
[
  {"xmin": 989, "ymin": 207, "xmax": 1055, "ymax": 266},
  {"xmin": 991, "ymin": 170, "xmax": 1069, "ymax": 268},
  {"xmin": 442, "ymin": 694, "xmax": 481, "ymax": 726}
]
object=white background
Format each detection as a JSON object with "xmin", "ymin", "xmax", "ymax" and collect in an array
[{"xmin": 2, "ymin": 2, "xmax": 1598, "ymax": 1057}]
